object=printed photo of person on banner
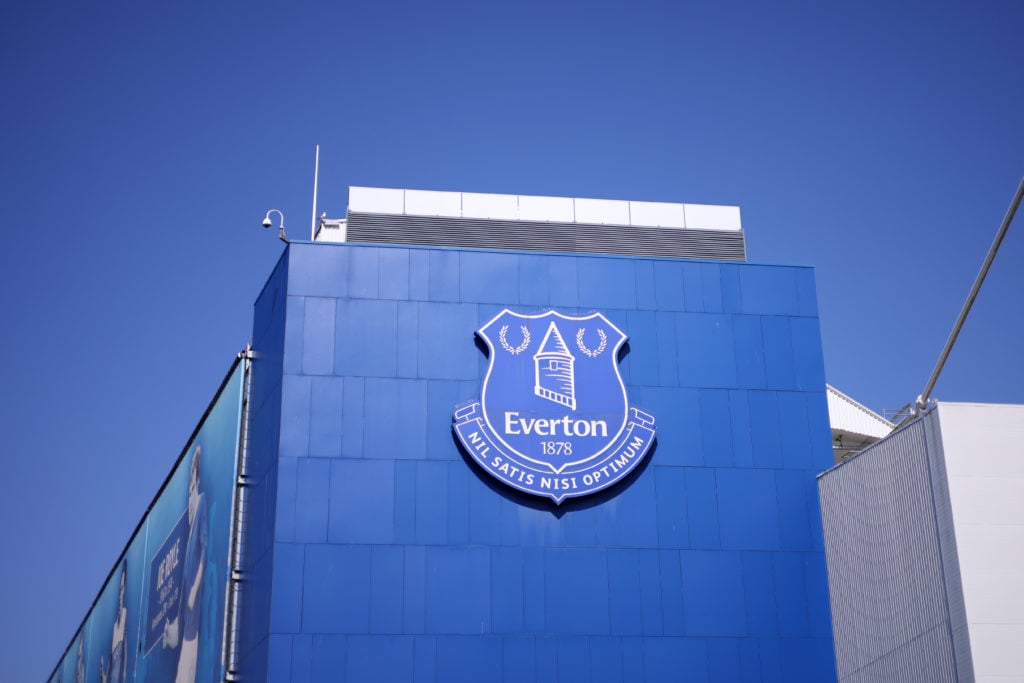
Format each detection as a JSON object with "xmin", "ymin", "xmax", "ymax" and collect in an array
[
  {"xmin": 99, "ymin": 560, "xmax": 128, "ymax": 683},
  {"xmin": 161, "ymin": 445, "xmax": 208, "ymax": 683}
]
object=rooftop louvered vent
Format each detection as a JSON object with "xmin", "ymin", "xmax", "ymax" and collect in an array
[{"xmin": 315, "ymin": 187, "xmax": 746, "ymax": 261}]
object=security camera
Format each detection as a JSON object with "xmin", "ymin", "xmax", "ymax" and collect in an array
[{"xmin": 262, "ymin": 217, "xmax": 272, "ymax": 228}]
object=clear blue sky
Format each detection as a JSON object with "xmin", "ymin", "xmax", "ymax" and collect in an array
[{"xmin": 2, "ymin": 1, "xmax": 1022, "ymax": 679}]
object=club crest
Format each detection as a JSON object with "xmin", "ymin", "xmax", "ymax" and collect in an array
[{"xmin": 453, "ymin": 309, "xmax": 656, "ymax": 504}]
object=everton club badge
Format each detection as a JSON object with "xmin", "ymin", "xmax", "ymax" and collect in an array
[{"xmin": 453, "ymin": 309, "xmax": 656, "ymax": 504}]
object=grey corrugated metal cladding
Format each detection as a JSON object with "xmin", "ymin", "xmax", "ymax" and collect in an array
[{"xmin": 345, "ymin": 212, "xmax": 747, "ymax": 261}]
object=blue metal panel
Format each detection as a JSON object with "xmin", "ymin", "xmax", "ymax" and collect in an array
[
  {"xmin": 284, "ymin": 295, "xmax": 305, "ymax": 375},
  {"xmin": 741, "ymin": 551, "xmax": 779, "ymax": 637},
  {"xmin": 685, "ymin": 468, "xmax": 720, "ymax": 548},
  {"xmin": 409, "ymin": 249, "xmax": 430, "ymax": 300},
  {"xmin": 607, "ymin": 549, "xmax": 643, "ymax": 635},
  {"xmin": 681, "ymin": 551, "xmax": 746, "ymax": 636},
  {"xmin": 518, "ymin": 253, "xmax": 550, "ymax": 307},
  {"xmin": 522, "ymin": 547, "xmax": 546, "ymax": 632},
  {"xmin": 270, "ymin": 543, "xmax": 303, "ymax": 633},
  {"xmin": 595, "ymin": 469, "xmax": 659, "ymax": 548},
  {"xmin": 347, "ymin": 246, "xmax": 381, "ymax": 299},
  {"xmin": 279, "ymin": 374, "xmax": 311, "ymax": 458},
  {"xmin": 562, "ymin": 506, "xmax": 597, "ymax": 547},
  {"xmin": 425, "ymin": 547, "xmax": 490, "ymax": 633},
  {"xmin": 308, "ymin": 376, "xmax": 344, "ymax": 458},
  {"xmin": 370, "ymin": 546, "xmax": 404, "ymax": 633},
  {"xmin": 653, "ymin": 467, "xmax": 689, "ymax": 547},
  {"xmin": 644, "ymin": 638, "xmax": 709, "ymax": 681},
  {"xmin": 502, "ymin": 637, "xmax": 536, "ymax": 682},
  {"xmin": 414, "ymin": 636, "xmax": 437, "ymax": 683},
  {"xmin": 547, "ymin": 255, "xmax": 579, "ymax": 308},
  {"xmin": 729, "ymin": 390, "xmax": 755, "ymax": 467},
  {"xmin": 328, "ymin": 460, "xmax": 394, "ymax": 544},
  {"xmin": 733, "ymin": 315, "xmax": 767, "ymax": 389},
  {"xmin": 700, "ymin": 389, "xmax": 734, "ymax": 466},
  {"xmin": 414, "ymin": 461, "xmax": 447, "ymax": 545},
  {"xmin": 267, "ymin": 635, "xmax": 291, "ymax": 682},
  {"xmin": 275, "ymin": 456, "xmax": 297, "ymax": 542},
  {"xmin": 346, "ymin": 636, "xmax": 414, "ymax": 681},
  {"xmin": 378, "ymin": 248, "xmax": 410, "ymax": 300},
  {"xmin": 698, "ymin": 263, "xmax": 724, "ymax": 313},
  {"xmin": 364, "ymin": 378, "xmax": 428, "ymax": 460},
  {"xmin": 396, "ymin": 301, "xmax": 418, "ymax": 378},
  {"xmin": 437, "ymin": 637, "xmax": 502, "ymax": 683},
  {"xmin": 460, "ymin": 250, "xmax": 519, "ymax": 304},
  {"xmin": 634, "ymin": 260, "xmax": 656, "ymax": 311},
  {"xmin": 544, "ymin": 549, "xmax": 610, "ymax": 634},
  {"xmin": 625, "ymin": 310, "xmax": 659, "ymax": 386},
  {"xmin": 310, "ymin": 634, "xmax": 345, "ymax": 683},
  {"xmin": 717, "ymin": 468, "xmax": 781, "ymax": 550},
  {"xmin": 403, "ymin": 546, "xmax": 425, "ymax": 633},
  {"xmin": 340, "ymin": 377, "xmax": 364, "ymax": 458},
  {"xmin": 790, "ymin": 316, "xmax": 827, "ymax": 390},
  {"xmin": 302, "ymin": 545, "xmax": 371, "ymax": 633},
  {"xmin": 659, "ymin": 550, "xmax": 685, "ymax": 635},
  {"xmin": 590, "ymin": 636, "xmax": 624, "ymax": 683},
  {"xmin": 654, "ymin": 311, "xmax": 679, "ymax": 386},
  {"xmin": 683, "ymin": 263, "xmax": 705, "ymax": 312},
  {"xmin": 653, "ymin": 260, "xmax": 684, "ymax": 310},
  {"xmin": 621, "ymin": 637, "xmax": 646, "ymax": 683},
  {"xmin": 739, "ymin": 265, "xmax": 799, "ymax": 316},
  {"xmin": 637, "ymin": 549, "xmax": 664, "ymax": 635},
  {"xmin": 578, "ymin": 257, "xmax": 636, "ymax": 310},
  {"xmin": 761, "ymin": 316, "xmax": 796, "ymax": 390},
  {"xmin": 290, "ymin": 635, "xmax": 312, "ymax": 683},
  {"xmin": 536, "ymin": 636, "xmax": 559, "ymax": 683},
  {"xmin": 491, "ymin": 548, "xmax": 524, "ymax": 633},
  {"xmin": 288, "ymin": 244, "xmax": 349, "ymax": 299},
  {"xmin": 707, "ymin": 639, "xmax": 740, "ymax": 682},
  {"xmin": 748, "ymin": 391, "xmax": 784, "ymax": 468},
  {"xmin": 772, "ymin": 552, "xmax": 810, "ymax": 637},
  {"xmin": 428, "ymin": 250, "xmax": 460, "ymax": 302},
  {"xmin": 294, "ymin": 458, "xmax": 329, "ymax": 542},
  {"xmin": 758, "ymin": 637, "xmax": 784, "ymax": 682},
  {"xmin": 301, "ymin": 297, "xmax": 335, "ymax": 375},
  {"xmin": 794, "ymin": 267, "xmax": 819, "ymax": 317},
  {"xmin": 774, "ymin": 469, "xmax": 812, "ymax": 551},
  {"xmin": 676, "ymin": 314, "xmax": 738, "ymax": 388},
  {"xmin": 720, "ymin": 264, "xmax": 743, "ymax": 313},
  {"xmin": 246, "ymin": 243, "xmax": 836, "ymax": 681},
  {"xmin": 393, "ymin": 461, "xmax": 416, "ymax": 544},
  {"xmin": 557, "ymin": 637, "xmax": 591, "ymax": 683},
  {"xmin": 334, "ymin": 298, "xmax": 398, "ymax": 377},
  {"xmin": 738, "ymin": 639, "xmax": 762, "ymax": 681},
  {"xmin": 639, "ymin": 387, "xmax": 701, "ymax": 466},
  {"xmin": 416, "ymin": 302, "xmax": 479, "ymax": 380}
]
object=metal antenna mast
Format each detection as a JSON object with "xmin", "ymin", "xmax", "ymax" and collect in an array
[
  {"xmin": 912, "ymin": 176, "xmax": 1024, "ymax": 417},
  {"xmin": 310, "ymin": 144, "xmax": 320, "ymax": 241}
]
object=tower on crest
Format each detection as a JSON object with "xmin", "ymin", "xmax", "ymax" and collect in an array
[{"xmin": 533, "ymin": 322, "xmax": 576, "ymax": 410}]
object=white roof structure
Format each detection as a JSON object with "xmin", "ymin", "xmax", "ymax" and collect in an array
[
  {"xmin": 342, "ymin": 186, "xmax": 743, "ymax": 231},
  {"xmin": 314, "ymin": 186, "xmax": 747, "ymax": 261},
  {"xmin": 826, "ymin": 384, "xmax": 894, "ymax": 462}
]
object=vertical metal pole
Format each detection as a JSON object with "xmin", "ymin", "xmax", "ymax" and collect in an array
[
  {"xmin": 915, "ymin": 176, "xmax": 1024, "ymax": 413},
  {"xmin": 310, "ymin": 144, "xmax": 320, "ymax": 241}
]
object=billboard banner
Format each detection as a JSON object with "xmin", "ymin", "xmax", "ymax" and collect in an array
[{"xmin": 49, "ymin": 359, "xmax": 245, "ymax": 683}]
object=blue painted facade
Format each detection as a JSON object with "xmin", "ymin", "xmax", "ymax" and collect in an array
[{"xmin": 241, "ymin": 241, "xmax": 836, "ymax": 681}]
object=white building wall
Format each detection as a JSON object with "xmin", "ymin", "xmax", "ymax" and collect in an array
[{"xmin": 937, "ymin": 403, "xmax": 1024, "ymax": 682}]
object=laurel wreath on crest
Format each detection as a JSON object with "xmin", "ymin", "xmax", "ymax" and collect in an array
[
  {"xmin": 575, "ymin": 328, "xmax": 608, "ymax": 358},
  {"xmin": 498, "ymin": 324, "xmax": 531, "ymax": 354}
]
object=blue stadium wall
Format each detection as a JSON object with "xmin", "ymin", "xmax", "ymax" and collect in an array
[{"xmin": 239, "ymin": 241, "xmax": 836, "ymax": 682}]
